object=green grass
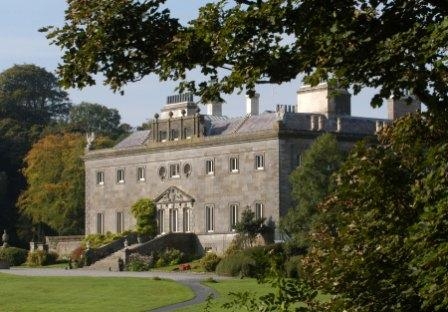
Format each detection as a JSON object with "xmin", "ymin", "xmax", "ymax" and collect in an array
[
  {"xmin": 0, "ymin": 273, "xmax": 193, "ymax": 312},
  {"xmin": 175, "ymin": 278, "xmax": 275, "ymax": 312},
  {"xmin": 175, "ymin": 278, "xmax": 330, "ymax": 312}
]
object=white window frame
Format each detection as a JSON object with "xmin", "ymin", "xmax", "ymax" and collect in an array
[
  {"xmin": 169, "ymin": 209, "xmax": 178, "ymax": 232},
  {"xmin": 116, "ymin": 169, "xmax": 125, "ymax": 184},
  {"xmin": 205, "ymin": 159, "xmax": 214, "ymax": 175},
  {"xmin": 255, "ymin": 203, "xmax": 264, "ymax": 220},
  {"xmin": 230, "ymin": 204, "xmax": 239, "ymax": 231},
  {"xmin": 96, "ymin": 171, "xmax": 105, "ymax": 185},
  {"xmin": 169, "ymin": 163, "xmax": 180, "ymax": 178},
  {"xmin": 230, "ymin": 156, "xmax": 239, "ymax": 173},
  {"xmin": 183, "ymin": 208, "xmax": 191, "ymax": 232},
  {"xmin": 116, "ymin": 211, "xmax": 124, "ymax": 233},
  {"xmin": 96, "ymin": 213, "xmax": 104, "ymax": 234},
  {"xmin": 137, "ymin": 167, "xmax": 146, "ymax": 182},
  {"xmin": 157, "ymin": 209, "xmax": 164, "ymax": 234},
  {"xmin": 205, "ymin": 205, "xmax": 215, "ymax": 232},
  {"xmin": 255, "ymin": 154, "xmax": 265, "ymax": 170}
]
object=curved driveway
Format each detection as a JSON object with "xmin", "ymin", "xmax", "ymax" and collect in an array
[{"xmin": 0, "ymin": 268, "xmax": 228, "ymax": 311}]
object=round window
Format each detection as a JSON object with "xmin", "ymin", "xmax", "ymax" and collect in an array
[
  {"xmin": 158, "ymin": 166, "xmax": 166, "ymax": 179},
  {"xmin": 183, "ymin": 163, "xmax": 192, "ymax": 177}
]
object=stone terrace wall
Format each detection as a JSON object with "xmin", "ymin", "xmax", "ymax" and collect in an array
[
  {"xmin": 45, "ymin": 235, "xmax": 84, "ymax": 258},
  {"xmin": 125, "ymin": 233, "xmax": 199, "ymax": 262}
]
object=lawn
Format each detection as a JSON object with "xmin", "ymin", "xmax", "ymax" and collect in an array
[
  {"xmin": 175, "ymin": 278, "xmax": 275, "ymax": 312},
  {"xmin": 0, "ymin": 273, "xmax": 193, "ymax": 312},
  {"xmin": 175, "ymin": 278, "xmax": 330, "ymax": 312}
]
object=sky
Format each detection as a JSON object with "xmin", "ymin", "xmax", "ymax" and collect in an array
[{"xmin": 0, "ymin": 0, "xmax": 387, "ymax": 127}]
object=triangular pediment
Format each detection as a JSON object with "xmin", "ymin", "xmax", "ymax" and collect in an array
[{"xmin": 154, "ymin": 186, "xmax": 194, "ymax": 204}]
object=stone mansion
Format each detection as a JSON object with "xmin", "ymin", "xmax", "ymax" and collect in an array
[{"xmin": 83, "ymin": 83, "xmax": 419, "ymax": 253}]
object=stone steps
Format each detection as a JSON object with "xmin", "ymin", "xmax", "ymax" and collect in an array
[{"xmin": 84, "ymin": 244, "xmax": 139, "ymax": 271}]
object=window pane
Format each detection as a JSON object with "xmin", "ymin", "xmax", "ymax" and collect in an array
[
  {"xmin": 137, "ymin": 167, "xmax": 145, "ymax": 181},
  {"xmin": 116, "ymin": 212, "xmax": 123, "ymax": 233},
  {"xmin": 230, "ymin": 157, "xmax": 239, "ymax": 172},
  {"xmin": 230, "ymin": 204, "xmax": 238, "ymax": 230},
  {"xmin": 117, "ymin": 169, "xmax": 124, "ymax": 183},
  {"xmin": 170, "ymin": 164, "xmax": 180, "ymax": 178},
  {"xmin": 206, "ymin": 160, "xmax": 214, "ymax": 174},
  {"xmin": 255, "ymin": 203, "xmax": 263, "ymax": 219},
  {"xmin": 96, "ymin": 171, "xmax": 104, "ymax": 185},
  {"xmin": 256, "ymin": 155, "xmax": 264, "ymax": 169}
]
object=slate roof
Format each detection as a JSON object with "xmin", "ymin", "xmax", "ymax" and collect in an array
[
  {"xmin": 113, "ymin": 111, "xmax": 382, "ymax": 149},
  {"xmin": 114, "ymin": 130, "xmax": 151, "ymax": 149}
]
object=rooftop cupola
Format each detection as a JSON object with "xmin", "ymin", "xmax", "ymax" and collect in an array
[{"xmin": 159, "ymin": 93, "xmax": 198, "ymax": 119}]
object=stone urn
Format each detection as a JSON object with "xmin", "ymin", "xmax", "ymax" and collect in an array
[{"xmin": 2, "ymin": 230, "xmax": 9, "ymax": 248}]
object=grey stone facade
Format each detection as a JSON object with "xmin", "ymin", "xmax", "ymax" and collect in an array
[{"xmin": 84, "ymin": 84, "xmax": 418, "ymax": 253}]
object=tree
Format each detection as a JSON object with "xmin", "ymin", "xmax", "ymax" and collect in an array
[
  {"xmin": 43, "ymin": 1, "xmax": 447, "ymax": 109},
  {"xmin": 18, "ymin": 133, "xmax": 85, "ymax": 235},
  {"xmin": 69, "ymin": 102, "xmax": 122, "ymax": 138},
  {"xmin": 0, "ymin": 64, "xmax": 71, "ymax": 124},
  {"xmin": 282, "ymin": 133, "xmax": 344, "ymax": 248},
  {"xmin": 131, "ymin": 198, "xmax": 157, "ymax": 238},
  {"xmin": 301, "ymin": 112, "xmax": 448, "ymax": 311},
  {"xmin": 234, "ymin": 208, "xmax": 266, "ymax": 248}
]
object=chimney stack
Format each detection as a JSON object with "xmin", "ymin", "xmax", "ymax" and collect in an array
[
  {"xmin": 387, "ymin": 96, "xmax": 420, "ymax": 120},
  {"xmin": 296, "ymin": 83, "xmax": 351, "ymax": 117},
  {"xmin": 206, "ymin": 101, "xmax": 222, "ymax": 116},
  {"xmin": 246, "ymin": 93, "xmax": 260, "ymax": 115}
]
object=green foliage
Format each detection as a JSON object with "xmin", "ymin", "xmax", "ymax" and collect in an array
[
  {"xmin": 223, "ymin": 277, "xmax": 320, "ymax": 312},
  {"xmin": 0, "ymin": 247, "xmax": 28, "ymax": 266},
  {"xmin": 282, "ymin": 133, "xmax": 344, "ymax": 248},
  {"xmin": 154, "ymin": 248, "xmax": 186, "ymax": 267},
  {"xmin": 83, "ymin": 232, "xmax": 130, "ymax": 248},
  {"xmin": 126, "ymin": 253, "xmax": 153, "ymax": 272},
  {"xmin": 26, "ymin": 250, "xmax": 58, "ymax": 266},
  {"xmin": 302, "ymin": 111, "xmax": 448, "ymax": 311},
  {"xmin": 284, "ymin": 256, "xmax": 301, "ymax": 279},
  {"xmin": 234, "ymin": 208, "xmax": 266, "ymax": 248},
  {"xmin": 200, "ymin": 252, "xmax": 221, "ymax": 272},
  {"xmin": 69, "ymin": 102, "xmax": 128, "ymax": 140},
  {"xmin": 44, "ymin": 1, "xmax": 447, "ymax": 110},
  {"xmin": 131, "ymin": 198, "xmax": 157, "ymax": 237},
  {"xmin": 18, "ymin": 132, "xmax": 85, "ymax": 235},
  {"xmin": 0, "ymin": 64, "xmax": 71, "ymax": 124},
  {"xmin": 216, "ymin": 252, "xmax": 255, "ymax": 277}
]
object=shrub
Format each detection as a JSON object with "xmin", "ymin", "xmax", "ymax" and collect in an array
[
  {"xmin": 155, "ymin": 248, "xmax": 185, "ymax": 267},
  {"xmin": 70, "ymin": 246, "xmax": 85, "ymax": 268},
  {"xmin": 284, "ymin": 256, "xmax": 301, "ymax": 278},
  {"xmin": 83, "ymin": 232, "xmax": 129, "ymax": 248},
  {"xmin": 200, "ymin": 252, "xmax": 221, "ymax": 272},
  {"xmin": 126, "ymin": 253, "xmax": 153, "ymax": 271},
  {"xmin": 216, "ymin": 252, "xmax": 256, "ymax": 277},
  {"xmin": 131, "ymin": 198, "xmax": 157, "ymax": 237},
  {"xmin": 26, "ymin": 250, "xmax": 59, "ymax": 266},
  {"xmin": 0, "ymin": 247, "xmax": 28, "ymax": 266}
]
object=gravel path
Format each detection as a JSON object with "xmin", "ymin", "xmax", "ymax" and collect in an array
[{"xmin": 0, "ymin": 268, "xmax": 226, "ymax": 311}]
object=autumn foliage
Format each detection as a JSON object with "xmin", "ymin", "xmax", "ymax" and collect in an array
[{"xmin": 18, "ymin": 133, "xmax": 85, "ymax": 235}]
